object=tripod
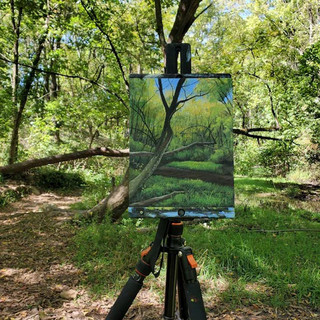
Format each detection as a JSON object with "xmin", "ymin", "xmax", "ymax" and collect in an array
[{"xmin": 106, "ymin": 218, "xmax": 207, "ymax": 319}]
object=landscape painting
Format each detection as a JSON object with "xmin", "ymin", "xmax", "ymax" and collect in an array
[{"xmin": 129, "ymin": 74, "xmax": 235, "ymax": 219}]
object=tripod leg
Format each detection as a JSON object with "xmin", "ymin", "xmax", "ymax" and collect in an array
[
  {"xmin": 164, "ymin": 252, "xmax": 179, "ymax": 319},
  {"xmin": 106, "ymin": 219, "xmax": 169, "ymax": 320},
  {"xmin": 177, "ymin": 264, "xmax": 189, "ymax": 320},
  {"xmin": 106, "ymin": 274, "xmax": 143, "ymax": 320},
  {"xmin": 163, "ymin": 220, "xmax": 185, "ymax": 320},
  {"xmin": 179, "ymin": 248, "xmax": 207, "ymax": 320}
]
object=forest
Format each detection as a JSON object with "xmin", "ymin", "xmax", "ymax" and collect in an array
[{"xmin": 0, "ymin": 0, "xmax": 319, "ymax": 319}]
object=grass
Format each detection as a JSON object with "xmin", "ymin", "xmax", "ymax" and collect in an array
[
  {"xmin": 167, "ymin": 161, "xmax": 226, "ymax": 174},
  {"xmin": 189, "ymin": 206, "xmax": 320, "ymax": 308},
  {"xmin": 234, "ymin": 176, "xmax": 278, "ymax": 195},
  {"xmin": 131, "ymin": 175, "xmax": 234, "ymax": 207},
  {"xmin": 69, "ymin": 175, "xmax": 320, "ymax": 309},
  {"xmin": 72, "ymin": 217, "xmax": 154, "ymax": 295},
  {"xmin": 72, "ymin": 202, "xmax": 320, "ymax": 309}
]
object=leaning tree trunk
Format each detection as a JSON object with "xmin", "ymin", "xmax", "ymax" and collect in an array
[
  {"xmin": 129, "ymin": 118, "xmax": 173, "ymax": 200},
  {"xmin": 88, "ymin": 169, "xmax": 129, "ymax": 222},
  {"xmin": 0, "ymin": 147, "xmax": 129, "ymax": 175}
]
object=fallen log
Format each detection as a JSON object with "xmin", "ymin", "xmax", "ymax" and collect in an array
[{"xmin": 0, "ymin": 147, "xmax": 129, "ymax": 175}]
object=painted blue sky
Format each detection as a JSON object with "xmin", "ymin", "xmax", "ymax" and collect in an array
[{"xmin": 154, "ymin": 78, "xmax": 199, "ymax": 102}]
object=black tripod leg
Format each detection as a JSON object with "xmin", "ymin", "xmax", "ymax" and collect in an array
[
  {"xmin": 106, "ymin": 219, "xmax": 169, "ymax": 320},
  {"xmin": 164, "ymin": 252, "xmax": 178, "ymax": 319},
  {"xmin": 177, "ymin": 263, "xmax": 189, "ymax": 320},
  {"xmin": 179, "ymin": 248, "xmax": 207, "ymax": 320},
  {"xmin": 106, "ymin": 275, "xmax": 144, "ymax": 320},
  {"xmin": 183, "ymin": 281, "xmax": 206, "ymax": 319},
  {"xmin": 163, "ymin": 220, "xmax": 185, "ymax": 320}
]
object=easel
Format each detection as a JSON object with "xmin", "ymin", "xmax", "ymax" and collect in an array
[{"xmin": 106, "ymin": 44, "xmax": 207, "ymax": 320}]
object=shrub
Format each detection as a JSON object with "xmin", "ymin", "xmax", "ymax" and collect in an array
[
  {"xmin": 210, "ymin": 147, "xmax": 232, "ymax": 164},
  {"xmin": 32, "ymin": 168, "xmax": 85, "ymax": 189}
]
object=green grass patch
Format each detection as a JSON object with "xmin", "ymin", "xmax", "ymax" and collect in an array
[
  {"xmin": 167, "ymin": 161, "xmax": 225, "ymax": 174},
  {"xmin": 131, "ymin": 175, "xmax": 234, "ymax": 207},
  {"xmin": 72, "ymin": 217, "xmax": 156, "ymax": 295},
  {"xmin": 72, "ymin": 205, "xmax": 320, "ymax": 308},
  {"xmin": 187, "ymin": 206, "xmax": 320, "ymax": 308},
  {"xmin": 234, "ymin": 176, "xmax": 278, "ymax": 195}
]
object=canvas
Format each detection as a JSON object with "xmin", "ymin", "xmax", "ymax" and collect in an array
[{"xmin": 129, "ymin": 74, "xmax": 234, "ymax": 219}]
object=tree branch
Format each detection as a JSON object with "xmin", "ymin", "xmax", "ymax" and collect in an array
[
  {"xmin": 194, "ymin": 3, "xmax": 213, "ymax": 20},
  {"xmin": 80, "ymin": 0, "xmax": 129, "ymax": 92},
  {"xmin": 233, "ymin": 128, "xmax": 282, "ymax": 141},
  {"xmin": 244, "ymin": 127, "xmax": 281, "ymax": 133},
  {"xmin": 131, "ymin": 141, "xmax": 215, "ymax": 157},
  {"xmin": 130, "ymin": 191, "xmax": 184, "ymax": 207},
  {"xmin": 0, "ymin": 55, "xmax": 128, "ymax": 110},
  {"xmin": 155, "ymin": 0, "xmax": 166, "ymax": 54},
  {"xmin": 177, "ymin": 91, "xmax": 208, "ymax": 106},
  {"xmin": 157, "ymin": 78, "xmax": 169, "ymax": 111}
]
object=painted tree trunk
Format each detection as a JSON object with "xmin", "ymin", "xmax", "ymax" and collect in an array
[{"xmin": 129, "ymin": 118, "xmax": 173, "ymax": 200}]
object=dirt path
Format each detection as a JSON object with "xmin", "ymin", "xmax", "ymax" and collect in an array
[
  {"xmin": 0, "ymin": 192, "xmax": 111, "ymax": 319},
  {"xmin": 154, "ymin": 166, "xmax": 234, "ymax": 187},
  {"xmin": 0, "ymin": 191, "xmax": 319, "ymax": 319}
]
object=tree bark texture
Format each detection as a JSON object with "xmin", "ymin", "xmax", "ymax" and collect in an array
[
  {"xmin": 87, "ymin": 169, "xmax": 129, "ymax": 222},
  {"xmin": 168, "ymin": 0, "xmax": 202, "ymax": 43}
]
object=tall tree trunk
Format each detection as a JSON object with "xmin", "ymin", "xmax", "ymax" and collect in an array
[
  {"xmin": 11, "ymin": 3, "xmax": 22, "ymax": 107},
  {"xmin": 50, "ymin": 37, "xmax": 63, "ymax": 144},
  {"xmin": 8, "ymin": 9, "xmax": 50, "ymax": 164},
  {"xmin": 9, "ymin": 2, "xmax": 22, "ymax": 165}
]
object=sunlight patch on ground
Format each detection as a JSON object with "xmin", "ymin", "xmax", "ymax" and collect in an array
[
  {"xmin": 0, "ymin": 268, "xmax": 44, "ymax": 285},
  {"xmin": 245, "ymin": 282, "xmax": 272, "ymax": 294}
]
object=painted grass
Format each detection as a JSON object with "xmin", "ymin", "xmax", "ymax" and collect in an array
[
  {"xmin": 131, "ymin": 175, "xmax": 234, "ymax": 207},
  {"xmin": 167, "ymin": 161, "xmax": 225, "ymax": 174}
]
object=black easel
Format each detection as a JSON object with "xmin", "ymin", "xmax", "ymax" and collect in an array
[{"xmin": 106, "ymin": 44, "xmax": 207, "ymax": 320}]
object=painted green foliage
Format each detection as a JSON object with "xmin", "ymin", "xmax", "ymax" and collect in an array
[{"xmin": 129, "ymin": 76, "xmax": 234, "ymax": 217}]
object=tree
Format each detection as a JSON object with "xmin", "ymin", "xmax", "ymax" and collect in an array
[
  {"xmin": 188, "ymin": 0, "xmax": 320, "ymax": 175},
  {"xmin": 7, "ymin": 0, "xmax": 50, "ymax": 164},
  {"xmin": 0, "ymin": 0, "xmax": 208, "ymax": 221},
  {"xmin": 78, "ymin": 0, "xmax": 207, "ymax": 220}
]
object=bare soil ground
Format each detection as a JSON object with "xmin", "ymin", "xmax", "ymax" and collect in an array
[{"xmin": 0, "ymin": 190, "xmax": 319, "ymax": 319}]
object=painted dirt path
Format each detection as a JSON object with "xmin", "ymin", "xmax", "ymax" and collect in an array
[
  {"xmin": 154, "ymin": 166, "xmax": 234, "ymax": 187},
  {"xmin": 0, "ymin": 190, "xmax": 319, "ymax": 319}
]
